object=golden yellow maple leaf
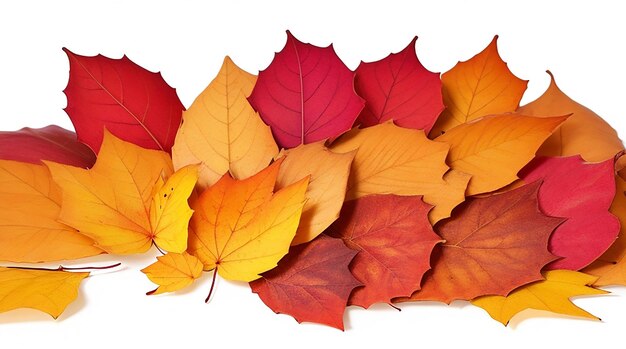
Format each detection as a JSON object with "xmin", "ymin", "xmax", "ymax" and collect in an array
[
  {"xmin": 517, "ymin": 71, "xmax": 624, "ymax": 162},
  {"xmin": 329, "ymin": 122, "xmax": 469, "ymax": 224},
  {"xmin": 172, "ymin": 56, "xmax": 278, "ymax": 188},
  {"xmin": 430, "ymin": 36, "xmax": 528, "ymax": 137},
  {"xmin": 142, "ymin": 252, "xmax": 203, "ymax": 295},
  {"xmin": 188, "ymin": 159, "xmax": 309, "ymax": 282},
  {"xmin": 472, "ymin": 270, "xmax": 607, "ymax": 326},
  {"xmin": 436, "ymin": 114, "xmax": 567, "ymax": 195},
  {"xmin": 0, "ymin": 160, "xmax": 102, "ymax": 262},
  {"xmin": 46, "ymin": 131, "xmax": 198, "ymax": 254},
  {"xmin": 275, "ymin": 141, "xmax": 354, "ymax": 245},
  {"xmin": 0, "ymin": 267, "xmax": 88, "ymax": 319}
]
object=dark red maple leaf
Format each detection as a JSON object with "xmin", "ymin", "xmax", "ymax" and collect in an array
[
  {"xmin": 326, "ymin": 194, "xmax": 441, "ymax": 308},
  {"xmin": 248, "ymin": 31, "xmax": 364, "ymax": 149},
  {"xmin": 63, "ymin": 49, "xmax": 184, "ymax": 153},
  {"xmin": 250, "ymin": 235, "xmax": 360, "ymax": 330},
  {"xmin": 354, "ymin": 37, "xmax": 444, "ymax": 132}
]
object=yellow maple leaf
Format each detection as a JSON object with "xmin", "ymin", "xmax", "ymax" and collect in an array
[
  {"xmin": 0, "ymin": 267, "xmax": 88, "ymax": 319},
  {"xmin": 275, "ymin": 141, "xmax": 354, "ymax": 245},
  {"xmin": 188, "ymin": 159, "xmax": 309, "ymax": 282},
  {"xmin": 142, "ymin": 252, "xmax": 203, "ymax": 295},
  {"xmin": 172, "ymin": 56, "xmax": 278, "ymax": 188},
  {"xmin": 0, "ymin": 159, "xmax": 102, "ymax": 262},
  {"xmin": 472, "ymin": 270, "xmax": 607, "ymax": 325},
  {"xmin": 436, "ymin": 114, "xmax": 567, "ymax": 195},
  {"xmin": 330, "ymin": 122, "xmax": 469, "ymax": 224},
  {"xmin": 46, "ymin": 131, "xmax": 198, "ymax": 254},
  {"xmin": 430, "ymin": 36, "xmax": 528, "ymax": 137}
]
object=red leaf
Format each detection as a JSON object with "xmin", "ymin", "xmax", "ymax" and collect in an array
[
  {"xmin": 397, "ymin": 182, "xmax": 561, "ymax": 303},
  {"xmin": 354, "ymin": 37, "xmax": 444, "ymax": 132},
  {"xmin": 63, "ymin": 49, "xmax": 184, "ymax": 153},
  {"xmin": 250, "ymin": 235, "xmax": 360, "ymax": 330},
  {"xmin": 248, "ymin": 31, "xmax": 364, "ymax": 149},
  {"xmin": 326, "ymin": 195, "xmax": 442, "ymax": 308},
  {"xmin": 0, "ymin": 125, "xmax": 95, "ymax": 168},
  {"xmin": 520, "ymin": 156, "xmax": 619, "ymax": 270}
]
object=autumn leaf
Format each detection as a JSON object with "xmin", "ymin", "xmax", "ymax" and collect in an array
[
  {"xmin": 520, "ymin": 156, "xmax": 619, "ymax": 270},
  {"xmin": 0, "ymin": 160, "xmax": 102, "ymax": 263},
  {"xmin": 330, "ymin": 122, "xmax": 470, "ymax": 223},
  {"xmin": 429, "ymin": 36, "xmax": 528, "ymax": 137},
  {"xmin": 584, "ymin": 171, "xmax": 626, "ymax": 285},
  {"xmin": 188, "ymin": 159, "xmax": 309, "ymax": 282},
  {"xmin": 275, "ymin": 141, "xmax": 354, "ymax": 245},
  {"xmin": 248, "ymin": 31, "xmax": 364, "ymax": 149},
  {"xmin": 172, "ymin": 56, "xmax": 278, "ymax": 188},
  {"xmin": 0, "ymin": 125, "xmax": 95, "ymax": 168},
  {"xmin": 0, "ymin": 267, "xmax": 88, "ymax": 319},
  {"xmin": 46, "ymin": 131, "xmax": 198, "ymax": 254},
  {"xmin": 472, "ymin": 270, "xmax": 607, "ymax": 325},
  {"xmin": 436, "ymin": 114, "xmax": 567, "ymax": 195},
  {"xmin": 395, "ymin": 182, "xmax": 562, "ymax": 304},
  {"xmin": 517, "ymin": 71, "xmax": 624, "ymax": 162},
  {"xmin": 142, "ymin": 252, "xmax": 203, "ymax": 295},
  {"xmin": 250, "ymin": 235, "xmax": 360, "ymax": 330},
  {"xmin": 354, "ymin": 37, "xmax": 444, "ymax": 132},
  {"xmin": 326, "ymin": 195, "xmax": 442, "ymax": 308},
  {"xmin": 63, "ymin": 48, "xmax": 184, "ymax": 153}
]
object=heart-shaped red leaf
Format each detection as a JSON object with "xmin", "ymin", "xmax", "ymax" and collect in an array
[
  {"xmin": 248, "ymin": 31, "xmax": 364, "ymax": 149},
  {"xmin": 63, "ymin": 49, "xmax": 184, "ymax": 153},
  {"xmin": 354, "ymin": 37, "xmax": 444, "ymax": 132},
  {"xmin": 0, "ymin": 125, "xmax": 95, "ymax": 168}
]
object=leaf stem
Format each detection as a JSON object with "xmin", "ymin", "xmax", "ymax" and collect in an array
[
  {"xmin": 205, "ymin": 267, "xmax": 218, "ymax": 303},
  {"xmin": 5, "ymin": 262, "xmax": 122, "ymax": 272},
  {"xmin": 388, "ymin": 303, "xmax": 402, "ymax": 312},
  {"xmin": 152, "ymin": 241, "xmax": 166, "ymax": 256}
]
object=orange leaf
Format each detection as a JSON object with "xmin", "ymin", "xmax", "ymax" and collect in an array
[
  {"xmin": 436, "ymin": 114, "xmax": 567, "ymax": 195},
  {"xmin": 517, "ymin": 71, "xmax": 624, "ymax": 162},
  {"xmin": 330, "ymin": 122, "xmax": 470, "ymax": 223},
  {"xmin": 395, "ymin": 182, "xmax": 562, "ymax": 304},
  {"xmin": 142, "ymin": 252, "xmax": 203, "ymax": 295},
  {"xmin": 188, "ymin": 159, "xmax": 309, "ymax": 282},
  {"xmin": 430, "ymin": 36, "xmax": 528, "ymax": 137},
  {"xmin": 0, "ymin": 160, "xmax": 102, "ymax": 262}
]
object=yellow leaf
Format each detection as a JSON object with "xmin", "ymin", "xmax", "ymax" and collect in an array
[
  {"xmin": 0, "ymin": 160, "xmax": 102, "ymax": 262},
  {"xmin": 583, "ymin": 173, "xmax": 626, "ymax": 286},
  {"xmin": 0, "ymin": 267, "xmax": 88, "ymax": 319},
  {"xmin": 150, "ymin": 165, "xmax": 199, "ymax": 253},
  {"xmin": 141, "ymin": 252, "xmax": 203, "ymax": 295},
  {"xmin": 275, "ymin": 141, "xmax": 354, "ymax": 245},
  {"xmin": 472, "ymin": 270, "xmax": 607, "ymax": 326},
  {"xmin": 46, "ymin": 131, "xmax": 197, "ymax": 254},
  {"xmin": 330, "ymin": 122, "xmax": 469, "ymax": 223},
  {"xmin": 430, "ymin": 36, "xmax": 528, "ymax": 137},
  {"xmin": 189, "ymin": 159, "xmax": 309, "ymax": 282},
  {"xmin": 517, "ymin": 71, "xmax": 624, "ymax": 162},
  {"xmin": 172, "ymin": 56, "xmax": 278, "ymax": 188},
  {"xmin": 436, "ymin": 114, "xmax": 567, "ymax": 195}
]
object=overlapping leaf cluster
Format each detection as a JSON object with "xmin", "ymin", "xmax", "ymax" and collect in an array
[{"xmin": 0, "ymin": 32, "xmax": 624, "ymax": 330}]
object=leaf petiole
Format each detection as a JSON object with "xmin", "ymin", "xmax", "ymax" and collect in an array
[
  {"xmin": 5, "ymin": 262, "xmax": 122, "ymax": 272},
  {"xmin": 205, "ymin": 266, "xmax": 218, "ymax": 303}
]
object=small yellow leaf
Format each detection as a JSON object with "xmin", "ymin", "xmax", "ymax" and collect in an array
[
  {"xmin": 436, "ymin": 114, "xmax": 567, "ymax": 195},
  {"xmin": 189, "ymin": 159, "xmax": 309, "ymax": 282},
  {"xmin": 46, "ymin": 131, "xmax": 196, "ymax": 254},
  {"xmin": 517, "ymin": 71, "xmax": 624, "ymax": 162},
  {"xmin": 172, "ymin": 56, "xmax": 278, "ymax": 188},
  {"xmin": 275, "ymin": 141, "xmax": 354, "ymax": 245},
  {"xmin": 0, "ymin": 267, "xmax": 88, "ymax": 319},
  {"xmin": 472, "ymin": 270, "xmax": 607, "ymax": 326},
  {"xmin": 150, "ymin": 165, "xmax": 199, "ymax": 253},
  {"xmin": 142, "ymin": 252, "xmax": 203, "ymax": 295},
  {"xmin": 430, "ymin": 36, "xmax": 528, "ymax": 137},
  {"xmin": 0, "ymin": 160, "xmax": 102, "ymax": 262},
  {"xmin": 330, "ymin": 122, "xmax": 469, "ymax": 223}
]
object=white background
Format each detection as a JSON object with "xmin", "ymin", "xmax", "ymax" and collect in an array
[{"xmin": 1, "ymin": 0, "xmax": 625, "ymax": 348}]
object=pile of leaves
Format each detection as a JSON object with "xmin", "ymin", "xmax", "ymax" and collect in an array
[{"xmin": 1, "ymin": 32, "xmax": 625, "ymax": 330}]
